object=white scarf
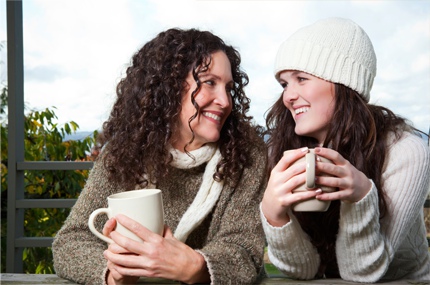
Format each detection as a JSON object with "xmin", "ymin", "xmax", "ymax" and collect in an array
[{"xmin": 167, "ymin": 143, "xmax": 224, "ymax": 242}]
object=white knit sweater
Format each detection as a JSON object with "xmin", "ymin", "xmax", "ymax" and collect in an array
[{"xmin": 261, "ymin": 131, "xmax": 430, "ymax": 282}]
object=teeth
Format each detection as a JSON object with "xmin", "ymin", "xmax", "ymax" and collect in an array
[
  {"xmin": 295, "ymin": 107, "xmax": 309, "ymax": 115},
  {"xmin": 203, "ymin": 112, "xmax": 221, "ymax": 121}
]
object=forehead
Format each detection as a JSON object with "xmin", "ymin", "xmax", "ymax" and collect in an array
[{"xmin": 204, "ymin": 51, "xmax": 232, "ymax": 79}]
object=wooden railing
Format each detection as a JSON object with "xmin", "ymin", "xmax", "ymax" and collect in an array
[{"xmin": 4, "ymin": 1, "xmax": 92, "ymax": 272}]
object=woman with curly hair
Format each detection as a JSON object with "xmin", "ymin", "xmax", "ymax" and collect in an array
[
  {"xmin": 260, "ymin": 18, "xmax": 430, "ymax": 282},
  {"xmin": 52, "ymin": 28, "xmax": 267, "ymax": 285}
]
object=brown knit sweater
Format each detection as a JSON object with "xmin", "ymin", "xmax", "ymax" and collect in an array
[{"xmin": 52, "ymin": 141, "xmax": 268, "ymax": 284}]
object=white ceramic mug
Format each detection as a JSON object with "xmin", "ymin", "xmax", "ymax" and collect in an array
[
  {"xmin": 88, "ymin": 189, "xmax": 164, "ymax": 243},
  {"xmin": 284, "ymin": 149, "xmax": 337, "ymax": 212}
]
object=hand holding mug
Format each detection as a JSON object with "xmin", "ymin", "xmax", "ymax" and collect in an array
[
  {"xmin": 103, "ymin": 214, "xmax": 210, "ymax": 284},
  {"xmin": 261, "ymin": 147, "xmax": 319, "ymax": 226},
  {"xmin": 310, "ymin": 147, "xmax": 372, "ymax": 203}
]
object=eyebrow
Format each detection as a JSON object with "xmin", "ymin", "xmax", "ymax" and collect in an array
[
  {"xmin": 199, "ymin": 73, "xmax": 233, "ymax": 84},
  {"xmin": 199, "ymin": 73, "xmax": 220, "ymax": 80},
  {"xmin": 291, "ymin": 70, "xmax": 303, "ymax": 76},
  {"xmin": 279, "ymin": 70, "xmax": 305, "ymax": 81}
]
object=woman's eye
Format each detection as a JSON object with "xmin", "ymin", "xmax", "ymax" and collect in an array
[
  {"xmin": 298, "ymin": 77, "xmax": 307, "ymax": 82},
  {"xmin": 280, "ymin": 82, "xmax": 287, "ymax": 89},
  {"xmin": 204, "ymin": 80, "xmax": 215, "ymax": 86}
]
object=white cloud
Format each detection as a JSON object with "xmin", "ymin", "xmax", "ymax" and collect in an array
[
  {"xmin": 18, "ymin": 0, "xmax": 141, "ymax": 130},
  {"xmin": 2, "ymin": 0, "xmax": 429, "ymax": 133}
]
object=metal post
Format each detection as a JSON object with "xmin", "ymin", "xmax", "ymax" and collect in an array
[{"xmin": 6, "ymin": 0, "xmax": 25, "ymax": 273}]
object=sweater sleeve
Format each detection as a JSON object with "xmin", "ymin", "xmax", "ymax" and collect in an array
[
  {"xmin": 197, "ymin": 143, "xmax": 268, "ymax": 285},
  {"xmin": 260, "ymin": 206, "xmax": 320, "ymax": 279},
  {"xmin": 52, "ymin": 159, "xmax": 123, "ymax": 285},
  {"xmin": 336, "ymin": 132, "xmax": 430, "ymax": 282}
]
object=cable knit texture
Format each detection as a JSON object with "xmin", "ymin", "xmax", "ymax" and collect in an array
[
  {"xmin": 52, "ymin": 140, "xmax": 268, "ymax": 285},
  {"xmin": 261, "ymin": 131, "xmax": 430, "ymax": 282},
  {"xmin": 274, "ymin": 17, "xmax": 376, "ymax": 101}
]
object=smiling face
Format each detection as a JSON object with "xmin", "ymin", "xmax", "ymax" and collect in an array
[
  {"xmin": 278, "ymin": 70, "xmax": 335, "ymax": 144},
  {"xmin": 172, "ymin": 51, "xmax": 233, "ymax": 151}
]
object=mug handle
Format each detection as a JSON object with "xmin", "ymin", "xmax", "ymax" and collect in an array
[
  {"xmin": 88, "ymin": 208, "xmax": 114, "ymax": 244},
  {"xmin": 305, "ymin": 152, "xmax": 316, "ymax": 189}
]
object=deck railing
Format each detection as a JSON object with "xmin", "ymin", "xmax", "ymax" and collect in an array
[{"xmin": 4, "ymin": 1, "xmax": 91, "ymax": 272}]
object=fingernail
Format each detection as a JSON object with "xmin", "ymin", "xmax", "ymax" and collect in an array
[
  {"xmin": 316, "ymin": 156, "xmax": 321, "ymax": 162},
  {"xmin": 315, "ymin": 189, "xmax": 322, "ymax": 194},
  {"xmin": 300, "ymin": 147, "xmax": 308, "ymax": 152}
]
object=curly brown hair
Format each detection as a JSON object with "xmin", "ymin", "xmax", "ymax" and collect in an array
[
  {"xmin": 265, "ymin": 83, "xmax": 420, "ymax": 277},
  {"xmin": 96, "ymin": 28, "xmax": 262, "ymax": 189}
]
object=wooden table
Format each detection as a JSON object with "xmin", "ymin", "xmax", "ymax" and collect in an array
[{"xmin": 1, "ymin": 274, "xmax": 429, "ymax": 284}]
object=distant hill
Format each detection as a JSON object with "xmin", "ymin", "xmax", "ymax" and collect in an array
[{"xmin": 64, "ymin": 131, "xmax": 94, "ymax": 141}]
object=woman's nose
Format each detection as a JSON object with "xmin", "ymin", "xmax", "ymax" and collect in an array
[
  {"xmin": 214, "ymin": 87, "xmax": 231, "ymax": 108},
  {"xmin": 283, "ymin": 85, "xmax": 299, "ymax": 105}
]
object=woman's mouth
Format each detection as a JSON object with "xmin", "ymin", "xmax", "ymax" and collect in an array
[
  {"xmin": 295, "ymin": 107, "xmax": 309, "ymax": 115},
  {"xmin": 203, "ymin": 112, "xmax": 221, "ymax": 122}
]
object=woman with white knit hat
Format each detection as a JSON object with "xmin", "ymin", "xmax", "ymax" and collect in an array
[{"xmin": 261, "ymin": 17, "xmax": 430, "ymax": 282}]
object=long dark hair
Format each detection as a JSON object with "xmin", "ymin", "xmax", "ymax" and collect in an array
[
  {"xmin": 96, "ymin": 28, "xmax": 262, "ymax": 188},
  {"xmin": 265, "ymin": 83, "xmax": 417, "ymax": 277}
]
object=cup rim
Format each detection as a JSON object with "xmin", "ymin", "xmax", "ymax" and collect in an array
[{"xmin": 108, "ymin": 189, "xmax": 161, "ymax": 200}]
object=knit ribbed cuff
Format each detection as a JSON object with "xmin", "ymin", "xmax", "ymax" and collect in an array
[{"xmin": 260, "ymin": 204, "xmax": 320, "ymax": 279}]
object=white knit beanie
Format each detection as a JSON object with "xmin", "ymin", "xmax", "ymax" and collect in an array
[{"xmin": 274, "ymin": 17, "xmax": 377, "ymax": 102}]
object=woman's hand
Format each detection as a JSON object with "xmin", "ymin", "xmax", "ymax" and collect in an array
[
  {"xmin": 106, "ymin": 266, "xmax": 139, "ymax": 285},
  {"xmin": 102, "ymin": 218, "xmax": 139, "ymax": 285},
  {"xmin": 313, "ymin": 147, "xmax": 372, "ymax": 203},
  {"xmin": 102, "ymin": 217, "xmax": 116, "ymax": 242},
  {"xmin": 261, "ymin": 147, "xmax": 320, "ymax": 227},
  {"xmin": 103, "ymin": 214, "xmax": 210, "ymax": 285}
]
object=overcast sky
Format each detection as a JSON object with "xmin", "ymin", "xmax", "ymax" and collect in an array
[{"xmin": 1, "ymin": 0, "xmax": 429, "ymax": 135}]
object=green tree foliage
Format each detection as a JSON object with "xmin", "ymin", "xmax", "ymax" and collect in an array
[{"xmin": 1, "ymin": 86, "xmax": 98, "ymax": 273}]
